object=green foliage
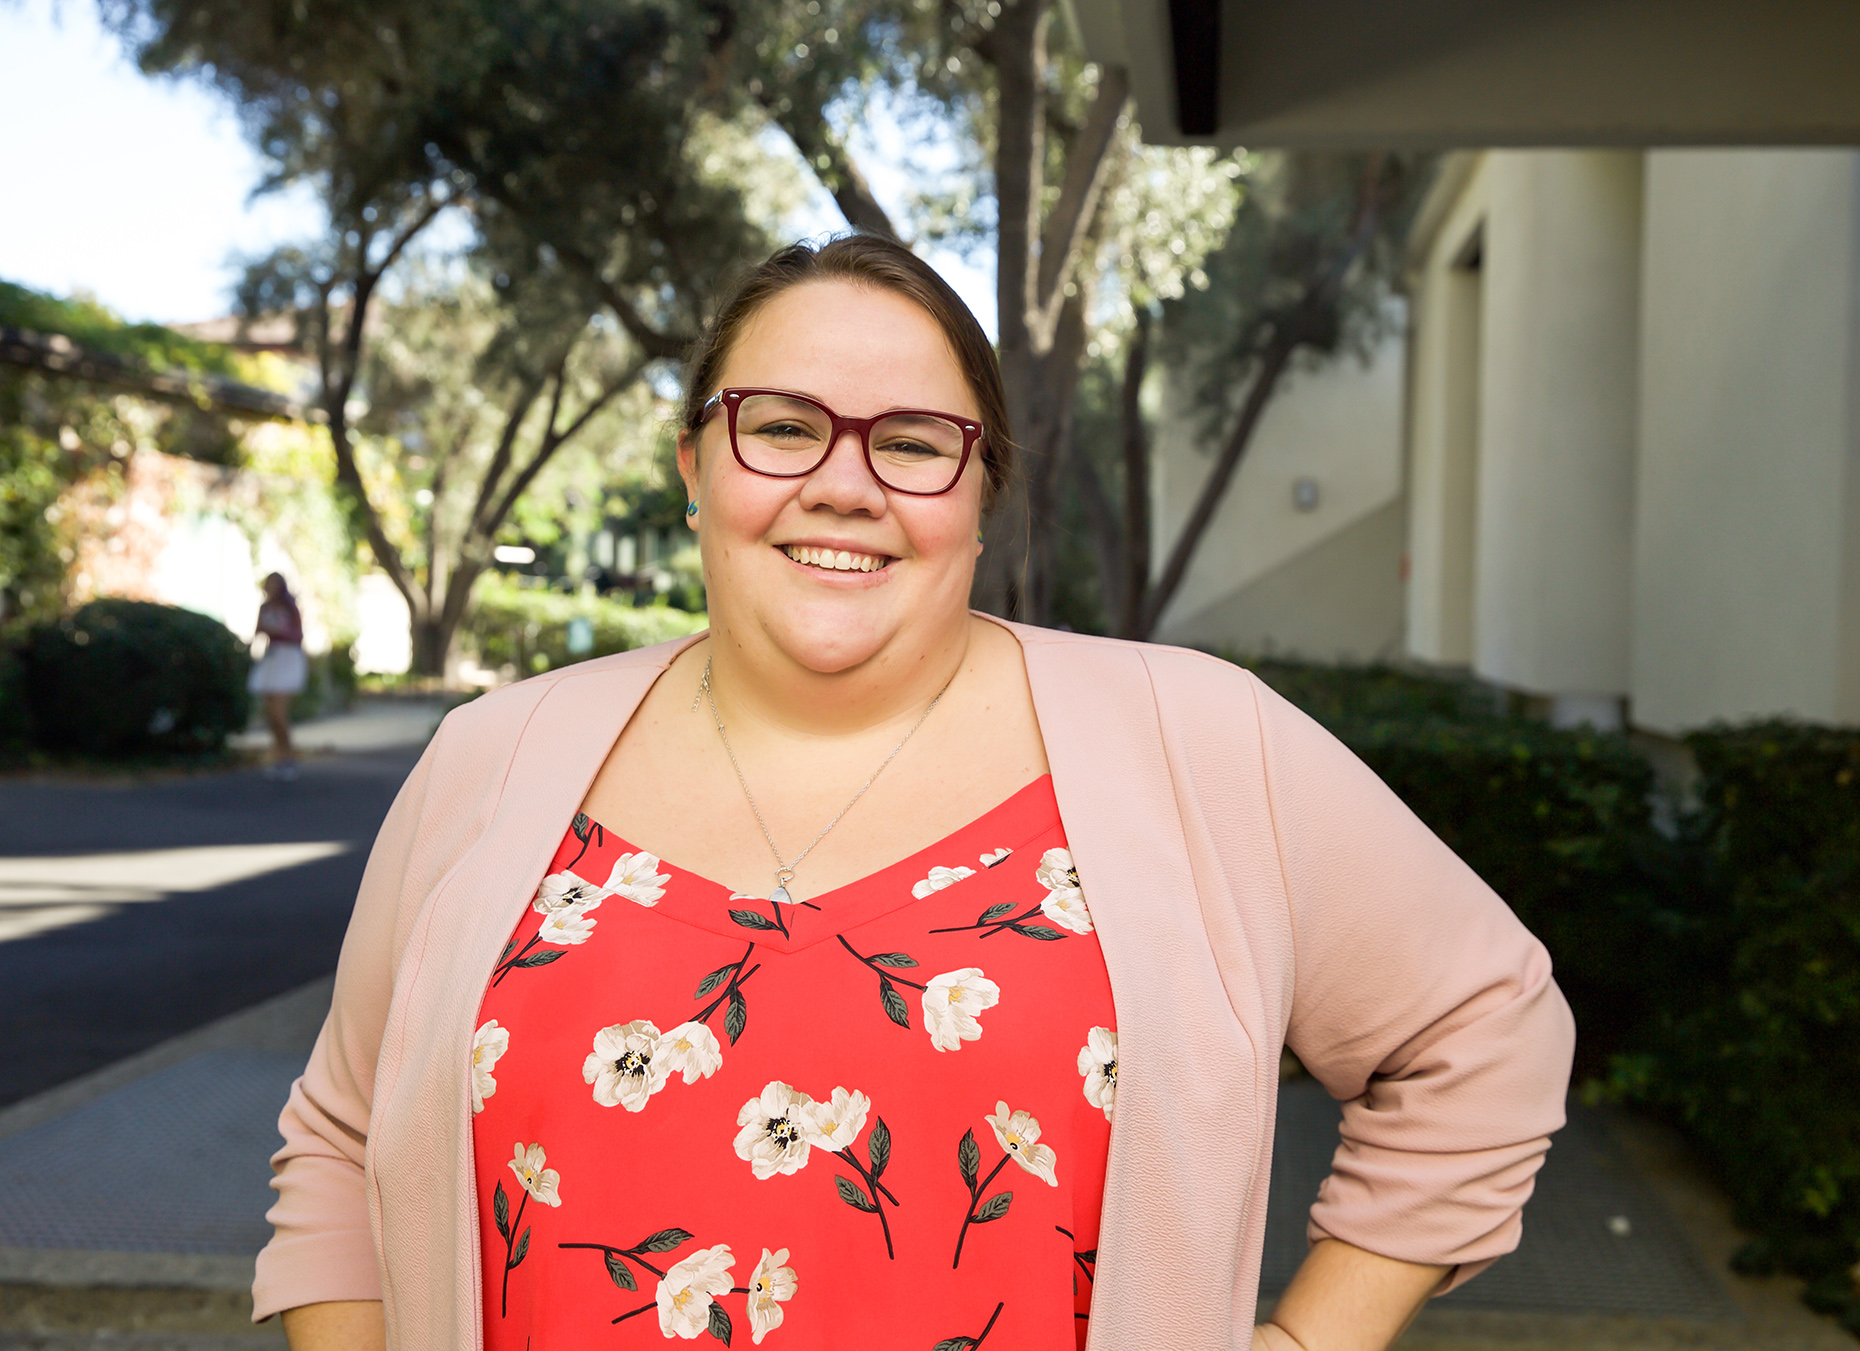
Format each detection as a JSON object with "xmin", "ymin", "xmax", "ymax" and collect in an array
[
  {"xmin": 0, "ymin": 426, "xmax": 74, "ymax": 634},
  {"xmin": 1626, "ymin": 723, "xmax": 1860, "ymax": 1333},
  {"xmin": 464, "ymin": 576, "xmax": 707, "ymax": 676},
  {"xmin": 0, "ymin": 280, "xmax": 243, "ymax": 377},
  {"xmin": 25, "ymin": 600, "xmax": 251, "ymax": 756},
  {"xmin": 1248, "ymin": 659, "xmax": 1860, "ymax": 1332}
]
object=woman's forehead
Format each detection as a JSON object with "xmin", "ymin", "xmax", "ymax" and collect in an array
[{"xmin": 720, "ymin": 280, "xmax": 979, "ymax": 416}]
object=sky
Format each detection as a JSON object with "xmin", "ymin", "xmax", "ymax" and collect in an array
[{"xmin": 0, "ymin": 0, "xmax": 996, "ymax": 333}]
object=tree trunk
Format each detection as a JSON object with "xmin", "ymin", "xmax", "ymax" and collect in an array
[{"xmin": 1116, "ymin": 310, "xmax": 1152, "ymax": 639}]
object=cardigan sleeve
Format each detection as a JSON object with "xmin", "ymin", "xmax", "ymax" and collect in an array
[
  {"xmin": 1248, "ymin": 674, "xmax": 1576, "ymax": 1289},
  {"xmin": 250, "ymin": 735, "xmax": 440, "ymax": 1320}
]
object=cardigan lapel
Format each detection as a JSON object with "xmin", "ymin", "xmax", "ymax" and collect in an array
[
  {"xmin": 372, "ymin": 642, "xmax": 702, "ymax": 1348},
  {"xmin": 1007, "ymin": 620, "xmax": 1270, "ymax": 1351}
]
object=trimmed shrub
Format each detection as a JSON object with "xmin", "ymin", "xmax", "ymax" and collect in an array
[
  {"xmin": 1623, "ymin": 724, "xmax": 1860, "ymax": 1333},
  {"xmin": 464, "ymin": 576, "xmax": 708, "ymax": 676},
  {"xmin": 26, "ymin": 599, "xmax": 250, "ymax": 755},
  {"xmin": 1247, "ymin": 659, "xmax": 1860, "ymax": 1333}
]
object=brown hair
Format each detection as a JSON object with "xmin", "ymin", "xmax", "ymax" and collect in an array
[{"xmin": 680, "ymin": 234, "xmax": 1014, "ymax": 503}]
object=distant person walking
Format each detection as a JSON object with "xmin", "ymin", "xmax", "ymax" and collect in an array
[{"xmin": 250, "ymin": 572, "xmax": 307, "ymax": 778}]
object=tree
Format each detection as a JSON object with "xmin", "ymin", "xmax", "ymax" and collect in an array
[
  {"xmin": 108, "ymin": 0, "xmax": 780, "ymax": 671},
  {"xmin": 1069, "ymin": 152, "xmax": 1426, "ymax": 639}
]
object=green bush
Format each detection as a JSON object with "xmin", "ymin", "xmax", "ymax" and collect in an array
[
  {"xmin": 1247, "ymin": 659, "xmax": 1860, "ymax": 1333},
  {"xmin": 26, "ymin": 599, "xmax": 251, "ymax": 756},
  {"xmin": 464, "ymin": 576, "xmax": 708, "ymax": 675},
  {"xmin": 0, "ymin": 647, "xmax": 31, "ymax": 754},
  {"xmin": 1621, "ymin": 723, "xmax": 1860, "ymax": 1333}
]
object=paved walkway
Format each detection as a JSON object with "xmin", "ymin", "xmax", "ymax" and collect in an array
[{"xmin": 228, "ymin": 696, "xmax": 451, "ymax": 757}]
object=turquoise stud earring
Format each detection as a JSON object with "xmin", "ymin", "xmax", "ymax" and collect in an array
[{"xmin": 686, "ymin": 501, "xmax": 699, "ymax": 517}]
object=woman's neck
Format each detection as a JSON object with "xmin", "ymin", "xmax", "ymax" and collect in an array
[{"xmin": 701, "ymin": 614, "xmax": 974, "ymax": 743}]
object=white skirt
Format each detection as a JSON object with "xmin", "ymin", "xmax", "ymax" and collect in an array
[{"xmin": 249, "ymin": 643, "xmax": 309, "ymax": 695}]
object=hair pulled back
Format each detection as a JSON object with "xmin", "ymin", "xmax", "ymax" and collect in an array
[{"xmin": 681, "ymin": 234, "xmax": 1014, "ymax": 504}]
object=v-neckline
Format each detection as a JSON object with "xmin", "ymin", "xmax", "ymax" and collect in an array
[{"xmin": 574, "ymin": 773, "xmax": 1060, "ymax": 954}]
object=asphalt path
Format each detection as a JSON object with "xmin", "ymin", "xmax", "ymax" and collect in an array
[{"xmin": 0, "ymin": 748, "xmax": 421, "ymax": 1107}]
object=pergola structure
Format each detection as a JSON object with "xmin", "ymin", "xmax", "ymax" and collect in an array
[{"xmin": 1065, "ymin": 0, "xmax": 1860, "ymax": 146}]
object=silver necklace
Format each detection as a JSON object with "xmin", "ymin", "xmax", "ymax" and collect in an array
[{"xmin": 697, "ymin": 656, "xmax": 955, "ymax": 907}]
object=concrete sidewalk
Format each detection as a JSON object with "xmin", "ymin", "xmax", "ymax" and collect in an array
[
  {"xmin": 0, "ymin": 975, "xmax": 1849, "ymax": 1348},
  {"xmin": 229, "ymin": 695, "xmax": 452, "ymax": 757}
]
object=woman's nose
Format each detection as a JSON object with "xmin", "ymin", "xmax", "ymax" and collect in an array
[{"xmin": 798, "ymin": 427, "xmax": 887, "ymax": 511}]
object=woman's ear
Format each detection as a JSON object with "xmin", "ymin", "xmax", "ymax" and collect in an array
[{"xmin": 676, "ymin": 429, "xmax": 701, "ymax": 529}]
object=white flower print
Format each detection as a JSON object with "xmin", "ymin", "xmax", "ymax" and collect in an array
[
  {"xmin": 922, "ymin": 967, "xmax": 1001, "ymax": 1051},
  {"xmin": 536, "ymin": 902, "xmax": 599, "ymax": 945},
  {"xmin": 979, "ymin": 847, "xmax": 1012, "ymax": 867},
  {"xmin": 605, "ymin": 850, "xmax": 671, "ymax": 907},
  {"xmin": 1035, "ymin": 846, "xmax": 1092, "ymax": 934},
  {"xmin": 471, "ymin": 1019, "xmax": 509, "ymax": 1114},
  {"xmin": 734, "ymin": 1081, "xmax": 817, "ymax": 1179},
  {"xmin": 507, "ymin": 1141, "xmax": 562, "ymax": 1206},
  {"xmin": 985, "ymin": 1101, "xmax": 1059, "ymax": 1186},
  {"xmin": 532, "ymin": 869, "xmax": 609, "ymax": 915},
  {"xmin": 655, "ymin": 1243, "xmax": 735, "ymax": 1340},
  {"xmin": 911, "ymin": 864, "xmax": 977, "ymax": 899},
  {"xmin": 746, "ymin": 1247, "xmax": 798, "ymax": 1344},
  {"xmin": 802, "ymin": 1086, "xmax": 872, "ymax": 1151},
  {"xmin": 1040, "ymin": 886, "xmax": 1094, "ymax": 935},
  {"xmin": 657, "ymin": 1020, "xmax": 724, "ymax": 1084},
  {"xmin": 1078, "ymin": 1026, "xmax": 1119, "ymax": 1120},
  {"xmin": 583, "ymin": 1020, "xmax": 674, "ymax": 1111}
]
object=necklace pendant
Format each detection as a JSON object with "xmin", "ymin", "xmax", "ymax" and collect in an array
[{"xmin": 770, "ymin": 884, "xmax": 793, "ymax": 908}]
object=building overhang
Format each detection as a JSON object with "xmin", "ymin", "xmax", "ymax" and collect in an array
[{"xmin": 1064, "ymin": 0, "xmax": 1860, "ymax": 147}]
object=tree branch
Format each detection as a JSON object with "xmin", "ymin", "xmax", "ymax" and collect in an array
[
  {"xmin": 1117, "ymin": 307, "xmax": 1151, "ymax": 639},
  {"xmin": 466, "ymin": 370, "xmax": 550, "ymax": 544},
  {"xmin": 991, "ymin": 0, "xmax": 1048, "ymax": 356},
  {"xmin": 548, "ymin": 239, "xmax": 693, "ymax": 360},
  {"xmin": 762, "ymin": 101, "xmax": 901, "ymax": 241},
  {"xmin": 1068, "ymin": 438, "xmax": 1125, "ymax": 627},
  {"xmin": 1028, "ymin": 67, "xmax": 1129, "ymax": 348}
]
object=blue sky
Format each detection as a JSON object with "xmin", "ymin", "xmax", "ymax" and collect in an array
[{"xmin": 0, "ymin": 0, "xmax": 995, "ymax": 333}]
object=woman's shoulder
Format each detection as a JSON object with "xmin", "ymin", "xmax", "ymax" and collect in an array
[{"xmin": 993, "ymin": 618, "xmax": 1267, "ymax": 704}]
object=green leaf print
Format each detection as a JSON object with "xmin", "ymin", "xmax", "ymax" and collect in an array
[
  {"xmin": 603, "ymin": 1250, "xmax": 637, "ymax": 1291},
  {"xmin": 724, "ymin": 990, "xmax": 748, "ymax": 1044},
  {"xmin": 933, "ymin": 1340, "xmax": 979, "ymax": 1351},
  {"xmin": 978, "ymin": 902, "xmax": 1016, "ymax": 924},
  {"xmin": 635, "ymin": 1228, "xmax": 696, "ymax": 1253},
  {"xmin": 958, "ymin": 1129, "xmax": 980, "ymax": 1187},
  {"xmin": 728, "ymin": 908, "xmax": 781, "ymax": 932},
  {"xmin": 708, "ymin": 1301, "xmax": 733, "ymax": 1344},
  {"xmin": 1016, "ymin": 925, "xmax": 1067, "ymax": 942},
  {"xmin": 974, "ymin": 1192, "xmax": 1013, "ymax": 1223},
  {"xmin": 836, "ymin": 1174, "xmax": 880, "ymax": 1213},
  {"xmin": 510, "ymin": 1227, "xmax": 531, "ymax": 1267},
  {"xmin": 493, "ymin": 1181, "xmax": 510, "ymax": 1240},
  {"xmin": 514, "ymin": 950, "xmax": 564, "ymax": 968},
  {"xmin": 867, "ymin": 952, "xmax": 920, "ymax": 968},
  {"xmin": 879, "ymin": 976, "xmax": 911, "ymax": 1029},
  {"xmin": 869, "ymin": 1117, "xmax": 892, "ymax": 1179},
  {"xmin": 572, "ymin": 812, "xmax": 592, "ymax": 842},
  {"xmin": 693, "ymin": 965, "xmax": 734, "ymax": 999}
]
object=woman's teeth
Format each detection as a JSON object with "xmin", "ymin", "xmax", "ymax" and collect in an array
[{"xmin": 782, "ymin": 545, "xmax": 888, "ymax": 573}]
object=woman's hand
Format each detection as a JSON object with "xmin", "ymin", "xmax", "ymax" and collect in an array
[
  {"xmin": 1253, "ymin": 1237, "xmax": 1449, "ymax": 1351},
  {"xmin": 281, "ymin": 1300, "xmax": 385, "ymax": 1350}
]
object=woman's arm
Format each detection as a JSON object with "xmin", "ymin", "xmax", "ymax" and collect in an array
[
  {"xmin": 282, "ymin": 1300, "xmax": 386, "ymax": 1351},
  {"xmin": 1253, "ymin": 1238, "xmax": 1448, "ymax": 1351}
]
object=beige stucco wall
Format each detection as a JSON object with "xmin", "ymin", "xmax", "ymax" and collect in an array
[
  {"xmin": 1630, "ymin": 149, "xmax": 1860, "ymax": 732},
  {"xmin": 1151, "ymin": 324, "xmax": 1405, "ymax": 653},
  {"xmin": 1467, "ymin": 151, "xmax": 1644, "ymax": 700}
]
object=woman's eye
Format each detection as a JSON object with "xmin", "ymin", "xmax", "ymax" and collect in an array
[
  {"xmin": 753, "ymin": 421, "xmax": 821, "ymax": 440},
  {"xmin": 875, "ymin": 439, "xmax": 939, "ymax": 459}
]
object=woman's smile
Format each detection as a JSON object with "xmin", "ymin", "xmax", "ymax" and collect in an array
[{"xmin": 778, "ymin": 543, "xmax": 895, "ymax": 576}]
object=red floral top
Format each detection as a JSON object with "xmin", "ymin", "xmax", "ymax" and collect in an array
[{"xmin": 470, "ymin": 775, "xmax": 1117, "ymax": 1350}]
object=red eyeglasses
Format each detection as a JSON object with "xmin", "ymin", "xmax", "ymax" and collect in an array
[{"xmin": 695, "ymin": 388, "xmax": 983, "ymax": 496}]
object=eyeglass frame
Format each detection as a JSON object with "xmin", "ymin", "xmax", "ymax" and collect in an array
[{"xmin": 693, "ymin": 387, "xmax": 985, "ymax": 497}]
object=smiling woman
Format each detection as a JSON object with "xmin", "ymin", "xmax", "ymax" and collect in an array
[{"xmin": 258, "ymin": 236, "xmax": 1574, "ymax": 1351}]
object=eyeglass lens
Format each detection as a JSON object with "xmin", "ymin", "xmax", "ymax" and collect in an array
[{"xmin": 733, "ymin": 393, "xmax": 966, "ymax": 494}]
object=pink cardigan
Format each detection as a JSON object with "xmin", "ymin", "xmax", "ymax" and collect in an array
[{"xmin": 253, "ymin": 620, "xmax": 1574, "ymax": 1349}]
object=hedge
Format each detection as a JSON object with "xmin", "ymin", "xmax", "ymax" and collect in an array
[
  {"xmin": 25, "ymin": 599, "xmax": 250, "ymax": 756},
  {"xmin": 1247, "ymin": 659, "xmax": 1860, "ymax": 1334},
  {"xmin": 464, "ymin": 576, "xmax": 708, "ymax": 675}
]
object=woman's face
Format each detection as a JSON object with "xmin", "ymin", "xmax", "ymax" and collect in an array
[{"xmin": 678, "ymin": 279, "xmax": 986, "ymax": 675}]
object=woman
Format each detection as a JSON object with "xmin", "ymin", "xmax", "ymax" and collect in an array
[
  {"xmin": 249, "ymin": 572, "xmax": 308, "ymax": 779},
  {"xmin": 256, "ymin": 236, "xmax": 1572, "ymax": 1351}
]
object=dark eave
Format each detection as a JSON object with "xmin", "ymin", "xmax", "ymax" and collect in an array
[{"xmin": 1067, "ymin": 0, "xmax": 1860, "ymax": 148}]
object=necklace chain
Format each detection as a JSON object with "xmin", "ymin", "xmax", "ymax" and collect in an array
[{"xmin": 699, "ymin": 655, "xmax": 954, "ymax": 897}]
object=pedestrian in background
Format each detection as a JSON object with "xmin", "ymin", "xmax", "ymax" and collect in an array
[{"xmin": 249, "ymin": 572, "xmax": 307, "ymax": 779}]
